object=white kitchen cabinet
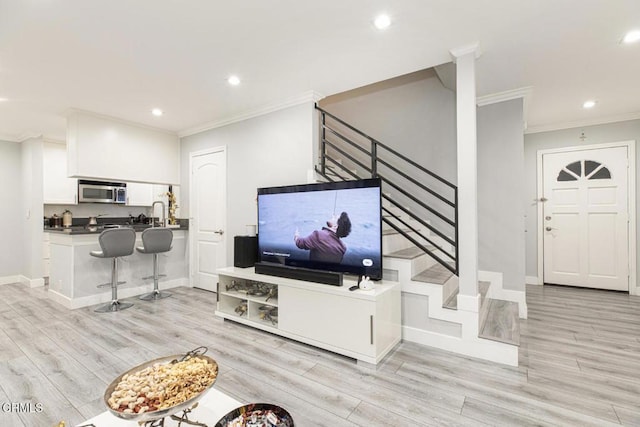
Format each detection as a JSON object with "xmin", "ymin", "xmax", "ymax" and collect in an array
[
  {"xmin": 126, "ymin": 182, "xmax": 154, "ymax": 206},
  {"xmin": 67, "ymin": 111, "xmax": 180, "ymax": 184},
  {"xmin": 43, "ymin": 141, "xmax": 77, "ymax": 204},
  {"xmin": 216, "ymin": 267, "xmax": 401, "ymax": 364}
]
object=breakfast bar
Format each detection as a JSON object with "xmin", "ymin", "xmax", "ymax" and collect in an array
[{"xmin": 47, "ymin": 227, "xmax": 189, "ymax": 309}]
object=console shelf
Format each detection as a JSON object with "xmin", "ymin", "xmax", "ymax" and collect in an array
[{"xmin": 215, "ymin": 266, "xmax": 401, "ymax": 365}]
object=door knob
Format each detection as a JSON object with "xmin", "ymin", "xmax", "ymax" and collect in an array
[
  {"xmin": 214, "ymin": 229, "xmax": 224, "ymax": 235},
  {"xmin": 545, "ymin": 227, "xmax": 556, "ymax": 231}
]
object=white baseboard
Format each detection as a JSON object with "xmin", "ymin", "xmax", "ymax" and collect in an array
[
  {"xmin": 48, "ymin": 278, "xmax": 189, "ymax": 309},
  {"xmin": 402, "ymin": 325, "xmax": 519, "ymax": 366},
  {"xmin": 0, "ymin": 275, "xmax": 21, "ymax": 286},
  {"xmin": 526, "ymin": 275, "xmax": 541, "ymax": 285},
  {"xmin": 17, "ymin": 275, "xmax": 45, "ymax": 288}
]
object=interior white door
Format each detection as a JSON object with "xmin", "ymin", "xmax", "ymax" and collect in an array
[
  {"xmin": 190, "ymin": 149, "xmax": 226, "ymax": 292},
  {"xmin": 542, "ymin": 146, "xmax": 629, "ymax": 290}
]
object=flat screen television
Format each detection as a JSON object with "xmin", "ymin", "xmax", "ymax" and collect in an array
[{"xmin": 257, "ymin": 178, "xmax": 382, "ymax": 280}]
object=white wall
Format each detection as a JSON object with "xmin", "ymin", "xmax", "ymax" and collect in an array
[
  {"xmin": 21, "ymin": 137, "xmax": 44, "ymax": 282},
  {"xmin": 524, "ymin": 119, "xmax": 640, "ymax": 285},
  {"xmin": 477, "ymin": 99, "xmax": 526, "ymax": 291},
  {"xmin": 180, "ymin": 102, "xmax": 315, "ymax": 262},
  {"xmin": 319, "ymin": 68, "xmax": 457, "ymax": 182},
  {"xmin": 0, "ymin": 140, "xmax": 24, "ymax": 279}
]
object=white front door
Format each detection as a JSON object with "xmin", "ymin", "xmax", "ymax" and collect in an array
[
  {"xmin": 190, "ymin": 148, "xmax": 227, "ymax": 292},
  {"xmin": 542, "ymin": 146, "xmax": 629, "ymax": 290}
]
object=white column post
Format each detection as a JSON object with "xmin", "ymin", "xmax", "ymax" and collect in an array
[{"xmin": 450, "ymin": 43, "xmax": 480, "ymax": 311}]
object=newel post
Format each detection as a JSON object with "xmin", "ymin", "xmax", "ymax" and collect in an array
[{"xmin": 450, "ymin": 43, "xmax": 481, "ymax": 311}]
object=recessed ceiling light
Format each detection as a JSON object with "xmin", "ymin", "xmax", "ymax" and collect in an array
[
  {"xmin": 373, "ymin": 14, "xmax": 391, "ymax": 30},
  {"xmin": 583, "ymin": 100, "xmax": 597, "ymax": 109},
  {"xmin": 622, "ymin": 30, "xmax": 640, "ymax": 44},
  {"xmin": 228, "ymin": 75, "xmax": 241, "ymax": 86},
  {"xmin": 151, "ymin": 108, "xmax": 163, "ymax": 116}
]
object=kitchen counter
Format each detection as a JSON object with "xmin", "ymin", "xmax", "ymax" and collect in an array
[
  {"xmin": 47, "ymin": 228, "xmax": 189, "ymax": 309},
  {"xmin": 44, "ymin": 224, "xmax": 189, "ymax": 235}
]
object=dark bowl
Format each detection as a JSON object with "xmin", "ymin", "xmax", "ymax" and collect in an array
[{"xmin": 215, "ymin": 403, "xmax": 294, "ymax": 427}]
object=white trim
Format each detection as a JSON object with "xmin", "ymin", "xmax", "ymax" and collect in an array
[
  {"xmin": 189, "ymin": 146, "xmax": 227, "ymax": 291},
  {"xmin": 0, "ymin": 275, "xmax": 21, "ymax": 286},
  {"xmin": 48, "ymin": 278, "xmax": 188, "ymax": 310},
  {"xmin": 477, "ymin": 87, "xmax": 532, "ymax": 106},
  {"xmin": 402, "ymin": 325, "xmax": 518, "ymax": 366},
  {"xmin": 0, "ymin": 133, "xmax": 21, "ymax": 142},
  {"xmin": 178, "ymin": 90, "xmax": 325, "ymax": 138},
  {"xmin": 526, "ymin": 275, "xmax": 541, "ymax": 285},
  {"xmin": 536, "ymin": 140, "xmax": 637, "ymax": 294},
  {"xmin": 65, "ymin": 108, "xmax": 177, "ymax": 135},
  {"xmin": 17, "ymin": 275, "xmax": 45, "ymax": 288},
  {"xmin": 449, "ymin": 42, "xmax": 482, "ymax": 60},
  {"xmin": 526, "ymin": 112, "xmax": 640, "ymax": 135},
  {"xmin": 477, "ymin": 87, "xmax": 532, "ymax": 130},
  {"xmin": 457, "ymin": 294, "xmax": 479, "ymax": 313}
]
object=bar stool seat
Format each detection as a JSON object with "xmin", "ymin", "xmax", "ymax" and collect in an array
[
  {"xmin": 137, "ymin": 228, "xmax": 173, "ymax": 301},
  {"xmin": 91, "ymin": 228, "xmax": 136, "ymax": 313}
]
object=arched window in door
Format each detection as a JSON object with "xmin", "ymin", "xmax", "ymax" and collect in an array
[{"xmin": 557, "ymin": 160, "xmax": 611, "ymax": 182}]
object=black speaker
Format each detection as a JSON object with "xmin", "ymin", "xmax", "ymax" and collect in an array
[
  {"xmin": 234, "ymin": 236, "xmax": 258, "ymax": 268},
  {"xmin": 254, "ymin": 262, "xmax": 343, "ymax": 286}
]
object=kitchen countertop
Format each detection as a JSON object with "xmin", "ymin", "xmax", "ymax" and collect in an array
[{"xmin": 44, "ymin": 224, "xmax": 188, "ymax": 235}]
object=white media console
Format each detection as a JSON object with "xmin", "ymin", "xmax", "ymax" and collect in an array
[{"xmin": 215, "ymin": 266, "xmax": 401, "ymax": 365}]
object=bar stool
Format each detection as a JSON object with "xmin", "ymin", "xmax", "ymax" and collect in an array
[
  {"xmin": 137, "ymin": 228, "xmax": 173, "ymax": 301},
  {"xmin": 90, "ymin": 228, "xmax": 136, "ymax": 313}
]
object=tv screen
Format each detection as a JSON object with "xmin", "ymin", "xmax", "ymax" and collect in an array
[{"xmin": 257, "ymin": 178, "xmax": 382, "ymax": 280}]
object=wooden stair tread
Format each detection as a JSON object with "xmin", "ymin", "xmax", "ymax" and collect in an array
[
  {"xmin": 411, "ymin": 263, "xmax": 454, "ymax": 285},
  {"xmin": 384, "ymin": 246, "xmax": 434, "ymax": 260},
  {"xmin": 479, "ymin": 299, "xmax": 520, "ymax": 346}
]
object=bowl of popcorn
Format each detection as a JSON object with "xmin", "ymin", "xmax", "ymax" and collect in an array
[{"xmin": 104, "ymin": 347, "xmax": 219, "ymax": 422}]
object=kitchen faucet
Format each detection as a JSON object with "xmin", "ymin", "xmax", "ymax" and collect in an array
[{"xmin": 152, "ymin": 201, "xmax": 166, "ymax": 227}]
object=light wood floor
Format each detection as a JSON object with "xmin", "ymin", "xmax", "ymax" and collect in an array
[{"xmin": 0, "ymin": 282, "xmax": 639, "ymax": 426}]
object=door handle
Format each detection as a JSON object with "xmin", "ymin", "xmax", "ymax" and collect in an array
[
  {"xmin": 545, "ymin": 227, "xmax": 556, "ymax": 231},
  {"xmin": 214, "ymin": 229, "xmax": 224, "ymax": 235}
]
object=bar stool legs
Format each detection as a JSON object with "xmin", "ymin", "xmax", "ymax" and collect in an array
[
  {"xmin": 95, "ymin": 258, "xmax": 134, "ymax": 312},
  {"xmin": 137, "ymin": 228, "xmax": 173, "ymax": 301},
  {"xmin": 139, "ymin": 253, "xmax": 171, "ymax": 301}
]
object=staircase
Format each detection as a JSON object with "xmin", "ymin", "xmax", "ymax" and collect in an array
[{"xmin": 316, "ymin": 105, "xmax": 521, "ymax": 365}]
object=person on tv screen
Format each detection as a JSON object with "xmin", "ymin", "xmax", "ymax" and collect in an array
[{"xmin": 294, "ymin": 212, "xmax": 351, "ymax": 263}]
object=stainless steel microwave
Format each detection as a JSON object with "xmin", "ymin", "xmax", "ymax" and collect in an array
[{"xmin": 78, "ymin": 180, "xmax": 127, "ymax": 204}]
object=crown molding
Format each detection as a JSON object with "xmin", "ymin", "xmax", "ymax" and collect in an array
[
  {"xmin": 178, "ymin": 90, "xmax": 325, "ymax": 138},
  {"xmin": 65, "ymin": 108, "xmax": 178, "ymax": 136},
  {"xmin": 17, "ymin": 132, "xmax": 43, "ymax": 142},
  {"xmin": 525, "ymin": 111, "xmax": 640, "ymax": 134},
  {"xmin": 0, "ymin": 133, "xmax": 20, "ymax": 142},
  {"xmin": 476, "ymin": 87, "xmax": 533, "ymax": 107},
  {"xmin": 477, "ymin": 86, "xmax": 533, "ymax": 130}
]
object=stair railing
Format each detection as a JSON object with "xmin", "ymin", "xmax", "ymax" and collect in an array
[{"xmin": 316, "ymin": 105, "xmax": 459, "ymax": 275}]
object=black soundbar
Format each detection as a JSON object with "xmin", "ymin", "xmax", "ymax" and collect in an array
[{"xmin": 254, "ymin": 262, "xmax": 343, "ymax": 286}]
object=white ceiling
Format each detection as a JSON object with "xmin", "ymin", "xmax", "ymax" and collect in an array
[{"xmin": 0, "ymin": 1, "xmax": 639, "ymax": 142}]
